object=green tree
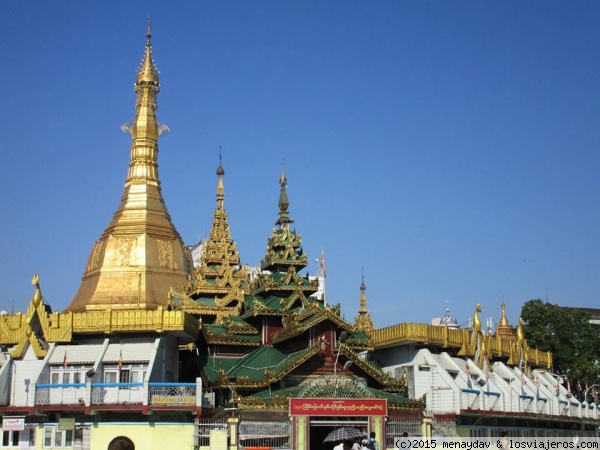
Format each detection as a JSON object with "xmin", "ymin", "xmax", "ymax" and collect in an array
[{"xmin": 521, "ymin": 299, "xmax": 600, "ymax": 396}]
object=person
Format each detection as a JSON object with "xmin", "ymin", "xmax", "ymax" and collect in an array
[
  {"xmin": 351, "ymin": 437, "xmax": 362, "ymax": 450},
  {"xmin": 369, "ymin": 432, "xmax": 379, "ymax": 450},
  {"xmin": 500, "ymin": 431, "xmax": 509, "ymax": 450},
  {"xmin": 361, "ymin": 438, "xmax": 372, "ymax": 450},
  {"xmin": 107, "ymin": 436, "xmax": 135, "ymax": 450},
  {"xmin": 333, "ymin": 440, "xmax": 353, "ymax": 450}
]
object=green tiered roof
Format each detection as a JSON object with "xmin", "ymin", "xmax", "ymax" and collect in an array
[
  {"xmin": 246, "ymin": 168, "xmax": 323, "ymax": 317},
  {"xmin": 179, "ymin": 167, "xmax": 414, "ymax": 414},
  {"xmin": 170, "ymin": 157, "xmax": 249, "ymax": 322}
]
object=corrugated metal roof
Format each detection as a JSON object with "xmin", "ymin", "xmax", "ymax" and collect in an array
[
  {"xmin": 102, "ymin": 342, "xmax": 156, "ymax": 363},
  {"xmin": 49, "ymin": 345, "xmax": 104, "ymax": 365}
]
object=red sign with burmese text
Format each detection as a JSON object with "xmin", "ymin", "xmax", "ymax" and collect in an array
[{"xmin": 289, "ymin": 398, "xmax": 387, "ymax": 416}]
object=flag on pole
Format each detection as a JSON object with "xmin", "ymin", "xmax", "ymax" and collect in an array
[
  {"xmin": 118, "ymin": 349, "xmax": 123, "ymax": 371},
  {"xmin": 320, "ymin": 247, "xmax": 326, "ymax": 278},
  {"xmin": 521, "ymin": 372, "xmax": 526, "ymax": 385},
  {"xmin": 63, "ymin": 351, "xmax": 68, "ymax": 370},
  {"xmin": 466, "ymin": 364, "xmax": 473, "ymax": 389}
]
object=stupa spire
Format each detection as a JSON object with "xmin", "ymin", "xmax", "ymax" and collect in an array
[
  {"xmin": 275, "ymin": 159, "xmax": 293, "ymax": 229},
  {"xmin": 178, "ymin": 152, "xmax": 249, "ymax": 318},
  {"xmin": 495, "ymin": 301, "xmax": 515, "ymax": 340},
  {"xmin": 355, "ymin": 270, "xmax": 375, "ymax": 334},
  {"xmin": 358, "ymin": 272, "xmax": 368, "ymax": 314},
  {"xmin": 216, "ymin": 148, "xmax": 225, "ymax": 210},
  {"xmin": 66, "ymin": 24, "xmax": 191, "ymax": 313}
]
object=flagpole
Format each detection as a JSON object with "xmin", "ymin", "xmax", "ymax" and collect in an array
[{"xmin": 319, "ymin": 247, "xmax": 327, "ymax": 307}]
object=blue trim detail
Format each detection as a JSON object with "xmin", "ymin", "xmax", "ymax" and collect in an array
[
  {"xmin": 461, "ymin": 388, "xmax": 480, "ymax": 395},
  {"xmin": 36, "ymin": 383, "xmax": 86, "ymax": 388},
  {"xmin": 483, "ymin": 391, "xmax": 501, "ymax": 397}
]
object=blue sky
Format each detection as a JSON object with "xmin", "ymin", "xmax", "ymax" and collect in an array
[{"xmin": 1, "ymin": 2, "xmax": 600, "ymax": 329}]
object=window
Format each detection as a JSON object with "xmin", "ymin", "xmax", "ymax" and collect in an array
[
  {"xmin": 131, "ymin": 368, "xmax": 147, "ymax": 383},
  {"xmin": 104, "ymin": 371, "xmax": 117, "ymax": 384},
  {"xmin": 50, "ymin": 366, "xmax": 89, "ymax": 386},
  {"xmin": 1, "ymin": 430, "xmax": 19, "ymax": 447},
  {"xmin": 119, "ymin": 370, "xmax": 130, "ymax": 383},
  {"xmin": 43, "ymin": 427, "xmax": 73, "ymax": 448}
]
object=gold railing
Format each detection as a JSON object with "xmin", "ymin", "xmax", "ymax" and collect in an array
[
  {"xmin": 372, "ymin": 323, "xmax": 552, "ymax": 369},
  {"xmin": 72, "ymin": 308, "xmax": 199, "ymax": 337}
]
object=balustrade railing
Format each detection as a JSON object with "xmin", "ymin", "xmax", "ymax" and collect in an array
[
  {"xmin": 91, "ymin": 383, "xmax": 144, "ymax": 405},
  {"xmin": 148, "ymin": 382, "xmax": 196, "ymax": 406},
  {"xmin": 36, "ymin": 381, "xmax": 200, "ymax": 407},
  {"xmin": 35, "ymin": 383, "xmax": 86, "ymax": 406}
]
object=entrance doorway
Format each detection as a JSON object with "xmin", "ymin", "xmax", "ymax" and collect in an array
[{"xmin": 310, "ymin": 417, "xmax": 368, "ymax": 450}]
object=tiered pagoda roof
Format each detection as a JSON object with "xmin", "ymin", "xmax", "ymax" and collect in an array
[{"xmin": 170, "ymin": 157, "xmax": 249, "ymax": 322}]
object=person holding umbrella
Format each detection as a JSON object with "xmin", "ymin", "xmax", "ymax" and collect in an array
[{"xmin": 333, "ymin": 440, "xmax": 352, "ymax": 450}]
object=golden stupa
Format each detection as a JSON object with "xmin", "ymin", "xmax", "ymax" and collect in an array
[{"xmin": 66, "ymin": 24, "xmax": 192, "ymax": 312}]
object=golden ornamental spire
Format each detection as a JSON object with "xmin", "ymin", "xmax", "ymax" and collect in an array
[
  {"xmin": 180, "ymin": 153, "xmax": 249, "ymax": 317},
  {"xmin": 66, "ymin": 24, "xmax": 191, "ymax": 313},
  {"xmin": 216, "ymin": 148, "xmax": 225, "ymax": 210},
  {"xmin": 355, "ymin": 272, "xmax": 375, "ymax": 335},
  {"xmin": 495, "ymin": 301, "xmax": 515, "ymax": 340},
  {"xmin": 275, "ymin": 159, "xmax": 293, "ymax": 229}
]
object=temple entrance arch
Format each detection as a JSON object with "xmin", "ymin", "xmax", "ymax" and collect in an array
[
  {"xmin": 298, "ymin": 375, "xmax": 374, "ymax": 399},
  {"xmin": 291, "ymin": 375, "xmax": 387, "ymax": 450}
]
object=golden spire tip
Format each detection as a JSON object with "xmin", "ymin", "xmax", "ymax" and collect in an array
[{"xmin": 147, "ymin": 16, "xmax": 152, "ymax": 39}]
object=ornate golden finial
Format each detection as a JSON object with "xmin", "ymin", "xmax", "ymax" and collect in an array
[
  {"xmin": 30, "ymin": 274, "xmax": 43, "ymax": 308},
  {"xmin": 355, "ymin": 270, "xmax": 375, "ymax": 334},
  {"xmin": 496, "ymin": 301, "xmax": 515, "ymax": 340},
  {"xmin": 499, "ymin": 302, "xmax": 509, "ymax": 327},
  {"xmin": 216, "ymin": 148, "xmax": 225, "ymax": 210},
  {"xmin": 358, "ymin": 269, "xmax": 367, "ymax": 313},
  {"xmin": 275, "ymin": 159, "xmax": 293, "ymax": 229},
  {"xmin": 473, "ymin": 303, "xmax": 482, "ymax": 334}
]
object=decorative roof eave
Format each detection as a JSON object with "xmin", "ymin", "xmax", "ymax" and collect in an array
[
  {"xmin": 340, "ymin": 345, "xmax": 406, "ymax": 394},
  {"xmin": 239, "ymin": 298, "xmax": 287, "ymax": 319},
  {"xmin": 216, "ymin": 343, "xmax": 321, "ymax": 389},
  {"xmin": 237, "ymin": 395, "xmax": 292, "ymax": 410},
  {"xmin": 345, "ymin": 336, "xmax": 374, "ymax": 351},
  {"xmin": 203, "ymin": 335, "xmax": 261, "ymax": 347},
  {"xmin": 201, "ymin": 325, "xmax": 260, "ymax": 346},
  {"xmin": 389, "ymin": 398, "xmax": 426, "ymax": 411},
  {"xmin": 260, "ymin": 256, "xmax": 308, "ymax": 271},
  {"xmin": 187, "ymin": 285, "xmax": 245, "ymax": 297},
  {"xmin": 271, "ymin": 306, "xmax": 355, "ymax": 344},
  {"xmin": 220, "ymin": 318, "xmax": 258, "ymax": 335},
  {"xmin": 1, "ymin": 275, "xmax": 72, "ymax": 358}
]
